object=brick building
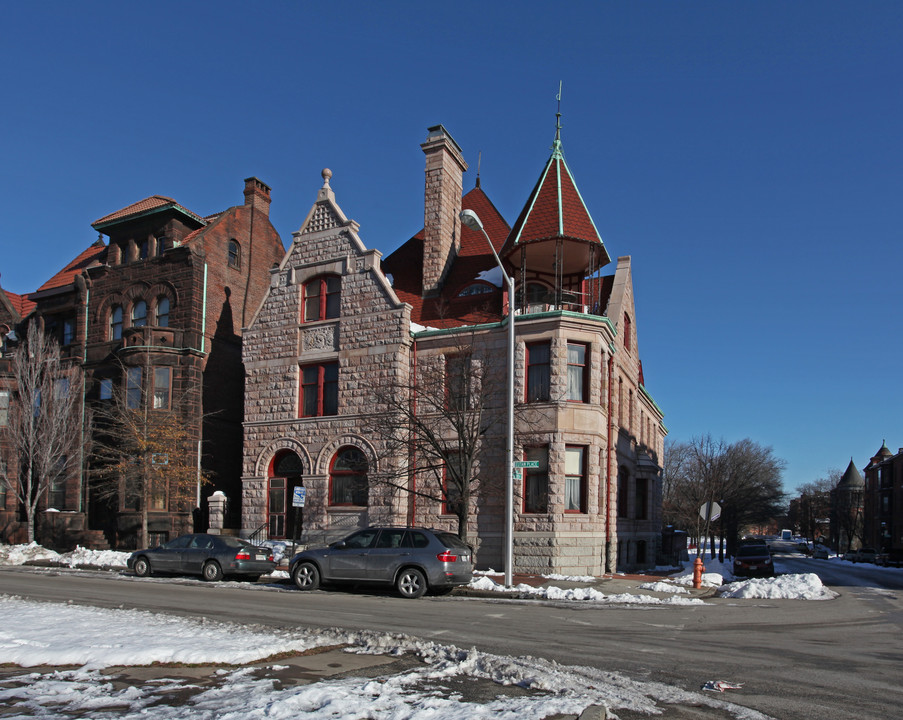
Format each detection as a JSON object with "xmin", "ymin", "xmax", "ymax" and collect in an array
[
  {"xmin": 241, "ymin": 125, "xmax": 666, "ymax": 574},
  {"xmin": 863, "ymin": 442, "xmax": 903, "ymax": 554},
  {"xmin": 2, "ymin": 178, "xmax": 284, "ymax": 548},
  {"xmin": 0, "ymin": 284, "xmax": 35, "ymax": 540}
]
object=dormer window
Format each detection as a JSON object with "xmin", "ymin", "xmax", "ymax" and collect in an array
[
  {"xmin": 303, "ymin": 275, "xmax": 340, "ymax": 322},
  {"xmin": 228, "ymin": 240, "xmax": 241, "ymax": 269},
  {"xmin": 457, "ymin": 282, "xmax": 494, "ymax": 298}
]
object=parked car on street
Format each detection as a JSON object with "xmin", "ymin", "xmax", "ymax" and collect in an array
[
  {"xmin": 876, "ymin": 549, "xmax": 903, "ymax": 567},
  {"xmin": 732, "ymin": 543, "xmax": 775, "ymax": 578},
  {"xmin": 127, "ymin": 533, "xmax": 276, "ymax": 582},
  {"xmin": 812, "ymin": 544, "xmax": 830, "ymax": 560},
  {"xmin": 844, "ymin": 547, "xmax": 878, "ymax": 564},
  {"xmin": 289, "ymin": 526, "xmax": 474, "ymax": 598}
]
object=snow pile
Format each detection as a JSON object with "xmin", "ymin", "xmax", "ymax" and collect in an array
[
  {"xmin": 469, "ymin": 576, "xmax": 704, "ymax": 605},
  {"xmin": 717, "ymin": 573, "xmax": 836, "ymax": 600},
  {"xmin": 0, "ymin": 542, "xmax": 130, "ymax": 568},
  {"xmin": 0, "ymin": 597, "xmax": 772, "ymax": 720},
  {"xmin": 639, "ymin": 580, "xmax": 690, "ymax": 594},
  {"xmin": 0, "ymin": 542, "xmax": 60, "ymax": 565}
]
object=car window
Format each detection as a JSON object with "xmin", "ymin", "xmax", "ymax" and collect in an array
[
  {"xmin": 343, "ymin": 529, "xmax": 379, "ymax": 549},
  {"xmin": 164, "ymin": 535, "xmax": 193, "ymax": 549},
  {"xmin": 737, "ymin": 546, "xmax": 768, "ymax": 557},
  {"xmin": 188, "ymin": 536, "xmax": 207, "ymax": 549},
  {"xmin": 408, "ymin": 531, "xmax": 430, "ymax": 549},
  {"xmin": 374, "ymin": 529, "xmax": 407, "ymax": 548},
  {"xmin": 436, "ymin": 532, "xmax": 469, "ymax": 550}
]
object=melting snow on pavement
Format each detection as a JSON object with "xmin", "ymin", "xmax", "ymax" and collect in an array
[{"xmin": 0, "ymin": 595, "xmax": 775, "ymax": 720}]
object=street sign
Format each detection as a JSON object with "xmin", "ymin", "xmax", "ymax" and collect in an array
[
  {"xmin": 292, "ymin": 486, "xmax": 307, "ymax": 508},
  {"xmin": 514, "ymin": 461, "xmax": 540, "ymax": 468},
  {"xmin": 699, "ymin": 501, "xmax": 721, "ymax": 522},
  {"xmin": 151, "ymin": 454, "xmax": 169, "ymax": 466},
  {"xmin": 512, "ymin": 469, "xmax": 522, "ymax": 480}
]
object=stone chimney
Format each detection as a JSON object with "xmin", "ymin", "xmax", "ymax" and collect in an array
[
  {"xmin": 421, "ymin": 125, "xmax": 467, "ymax": 296},
  {"xmin": 243, "ymin": 176, "xmax": 272, "ymax": 217}
]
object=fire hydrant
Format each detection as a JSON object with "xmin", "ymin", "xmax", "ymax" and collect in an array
[{"xmin": 692, "ymin": 557, "xmax": 705, "ymax": 589}]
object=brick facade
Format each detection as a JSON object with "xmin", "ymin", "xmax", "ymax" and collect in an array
[{"xmin": 4, "ymin": 179, "xmax": 284, "ymax": 549}]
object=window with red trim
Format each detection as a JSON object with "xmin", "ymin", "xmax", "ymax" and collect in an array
[
  {"xmin": 566, "ymin": 342, "xmax": 588, "ymax": 402},
  {"xmin": 329, "ymin": 447, "xmax": 368, "ymax": 506},
  {"xmin": 299, "ymin": 362, "xmax": 338, "ymax": 417},
  {"xmin": 523, "ymin": 446, "xmax": 549, "ymax": 513},
  {"xmin": 526, "ymin": 342, "xmax": 550, "ymax": 402},
  {"xmin": 564, "ymin": 446, "xmax": 586, "ymax": 513},
  {"xmin": 303, "ymin": 275, "xmax": 341, "ymax": 322}
]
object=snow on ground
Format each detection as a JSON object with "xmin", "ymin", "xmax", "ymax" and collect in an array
[
  {"xmin": 0, "ymin": 542, "xmax": 855, "ymax": 603},
  {"xmin": 718, "ymin": 573, "xmax": 836, "ymax": 600},
  {"xmin": 0, "ymin": 596, "xmax": 774, "ymax": 720},
  {"xmin": 469, "ymin": 575, "xmax": 704, "ymax": 605}
]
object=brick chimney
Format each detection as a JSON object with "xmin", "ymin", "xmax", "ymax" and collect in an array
[
  {"xmin": 421, "ymin": 125, "xmax": 467, "ymax": 296},
  {"xmin": 243, "ymin": 177, "xmax": 272, "ymax": 217}
]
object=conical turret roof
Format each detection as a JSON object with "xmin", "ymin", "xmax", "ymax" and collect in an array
[
  {"xmin": 501, "ymin": 134, "xmax": 611, "ymax": 275},
  {"xmin": 837, "ymin": 458, "xmax": 864, "ymax": 489}
]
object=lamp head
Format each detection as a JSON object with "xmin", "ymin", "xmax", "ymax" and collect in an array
[{"xmin": 459, "ymin": 209, "xmax": 484, "ymax": 232}]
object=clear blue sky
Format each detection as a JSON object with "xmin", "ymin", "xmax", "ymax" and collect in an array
[{"xmin": 2, "ymin": 2, "xmax": 900, "ymax": 495}]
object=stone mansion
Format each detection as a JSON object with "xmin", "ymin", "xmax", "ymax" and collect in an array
[{"xmin": 241, "ymin": 125, "xmax": 666, "ymax": 574}]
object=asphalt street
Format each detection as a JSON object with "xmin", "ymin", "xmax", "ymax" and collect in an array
[{"xmin": 2, "ymin": 555, "xmax": 902, "ymax": 720}]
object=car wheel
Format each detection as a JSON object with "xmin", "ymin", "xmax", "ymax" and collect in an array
[
  {"xmin": 133, "ymin": 556, "xmax": 152, "ymax": 578},
  {"xmin": 293, "ymin": 562, "xmax": 320, "ymax": 591},
  {"xmin": 396, "ymin": 567, "xmax": 427, "ymax": 599},
  {"xmin": 202, "ymin": 560, "xmax": 223, "ymax": 582}
]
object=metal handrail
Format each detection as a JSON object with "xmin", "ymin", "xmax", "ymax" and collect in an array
[{"xmin": 248, "ymin": 522, "xmax": 267, "ymax": 546}]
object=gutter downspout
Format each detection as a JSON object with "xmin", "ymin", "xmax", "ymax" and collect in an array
[
  {"xmin": 198, "ymin": 261, "xmax": 208, "ymax": 519},
  {"xmin": 607, "ymin": 351, "xmax": 615, "ymax": 573},
  {"xmin": 407, "ymin": 339, "xmax": 417, "ymax": 526}
]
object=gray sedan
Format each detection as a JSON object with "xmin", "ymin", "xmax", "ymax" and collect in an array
[
  {"xmin": 289, "ymin": 526, "xmax": 473, "ymax": 598},
  {"xmin": 128, "ymin": 533, "xmax": 276, "ymax": 582}
]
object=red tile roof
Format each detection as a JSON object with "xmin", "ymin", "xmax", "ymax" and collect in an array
[
  {"xmin": 383, "ymin": 186, "xmax": 511, "ymax": 329},
  {"xmin": 33, "ymin": 242, "xmax": 107, "ymax": 294},
  {"xmin": 92, "ymin": 195, "xmax": 206, "ymax": 230},
  {"xmin": 3, "ymin": 290, "xmax": 36, "ymax": 318},
  {"xmin": 502, "ymin": 140, "xmax": 609, "ymax": 263}
]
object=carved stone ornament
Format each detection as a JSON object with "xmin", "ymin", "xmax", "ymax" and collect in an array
[{"xmin": 302, "ymin": 324, "xmax": 338, "ymax": 352}]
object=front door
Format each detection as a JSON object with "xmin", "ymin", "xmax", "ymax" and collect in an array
[{"xmin": 268, "ymin": 476, "xmax": 304, "ymax": 539}]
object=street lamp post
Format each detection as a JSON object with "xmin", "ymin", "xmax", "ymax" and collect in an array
[{"xmin": 459, "ymin": 209, "xmax": 515, "ymax": 588}]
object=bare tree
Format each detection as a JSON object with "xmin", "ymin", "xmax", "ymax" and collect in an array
[
  {"xmin": 363, "ymin": 331, "xmax": 507, "ymax": 542},
  {"xmin": 790, "ymin": 472, "xmax": 837, "ymax": 543},
  {"xmin": 664, "ymin": 435, "xmax": 787, "ymax": 557},
  {"xmin": 0, "ymin": 329, "xmax": 82, "ymax": 542},
  {"xmin": 90, "ymin": 359, "xmax": 205, "ymax": 548}
]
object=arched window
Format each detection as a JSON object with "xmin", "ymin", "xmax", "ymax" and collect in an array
[
  {"xmin": 228, "ymin": 240, "xmax": 240, "ymax": 269},
  {"xmin": 329, "ymin": 447, "xmax": 368, "ymax": 506},
  {"xmin": 132, "ymin": 300, "xmax": 147, "ymax": 328},
  {"xmin": 110, "ymin": 305, "xmax": 123, "ymax": 340},
  {"xmin": 303, "ymin": 275, "xmax": 341, "ymax": 322},
  {"xmin": 155, "ymin": 297, "xmax": 170, "ymax": 327}
]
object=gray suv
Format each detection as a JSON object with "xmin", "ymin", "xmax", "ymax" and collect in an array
[{"xmin": 288, "ymin": 526, "xmax": 474, "ymax": 598}]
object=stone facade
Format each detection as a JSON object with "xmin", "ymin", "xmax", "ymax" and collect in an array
[{"xmin": 241, "ymin": 126, "xmax": 667, "ymax": 575}]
